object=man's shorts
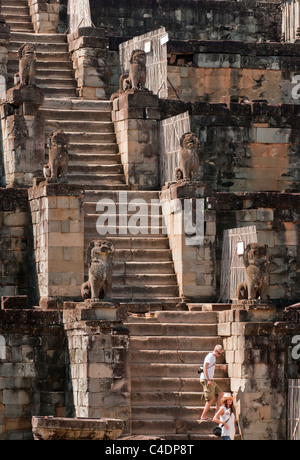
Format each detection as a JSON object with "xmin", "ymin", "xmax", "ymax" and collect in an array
[{"xmin": 200, "ymin": 379, "xmax": 223, "ymax": 401}]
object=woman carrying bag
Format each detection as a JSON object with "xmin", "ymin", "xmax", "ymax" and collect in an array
[{"xmin": 213, "ymin": 393, "xmax": 236, "ymax": 441}]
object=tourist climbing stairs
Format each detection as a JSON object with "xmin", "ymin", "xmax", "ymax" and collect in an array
[{"xmin": 127, "ymin": 310, "xmax": 231, "ymax": 440}]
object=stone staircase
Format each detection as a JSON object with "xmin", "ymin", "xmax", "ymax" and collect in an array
[
  {"xmin": 3, "ymin": 3, "xmax": 180, "ymax": 304},
  {"xmin": 127, "ymin": 310, "xmax": 231, "ymax": 440},
  {"xmin": 2, "ymin": 7, "xmax": 232, "ymax": 440},
  {"xmin": 84, "ymin": 190, "xmax": 180, "ymax": 302},
  {"xmin": 1, "ymin": 0, "xmax": 34, "ymax": 33}
]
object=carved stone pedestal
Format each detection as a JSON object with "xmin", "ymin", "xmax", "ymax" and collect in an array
[
  {"xmin": 62, "ymin": 301, "xmax": 130, "ymax": 433},
  {"xmin": 113, "ymin": 89, "xmax": 160, "ymax": 189},
  {"xmin": 161, "ymin": 181, "xmax": 216, "ymax": 301},
  {"xmin": 28, "ymin": 182, "xmax": 85, "ymax": 309},
  {"xmin": 1, "ymin": 85, "xmax": 45, "ymax": 187}
]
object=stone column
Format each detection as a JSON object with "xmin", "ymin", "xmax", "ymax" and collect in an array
[
  {"xmin": 160, "ymin": 181, "xmax": 216, "ymax": 301},
  {"xmin": 28, "ymin": 0, "xmax": 60, "ymax": 34},
  {"xmin": 113, "ymin": 90, "xmax": 160, "ymax": 189},
  {"xmin": 68, "ymin": 27, "xmax": 109, "ymax": 99},
  {"xmin": 28, "ymin": 182, "xmax": 85, "ymax": 309},
  {"xmin": 1, "ymin": 85, "xmax": 45, "ymax": 187},
  {"xmin": 63, "ymin": 302, "xmax": 131, "ymax": 434}
]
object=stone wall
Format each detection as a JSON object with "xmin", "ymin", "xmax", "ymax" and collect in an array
[
  {"xmin": 0, "ymin": 189, "xmax": 31, "ymax": 301},
  {"xmin": 167, "ymin": 41, "xmax": 300, "ymax": 105},
  {"xmin": 160, "ymin": 99, "xmax": 300, "ymax": 193},
  {"xmin": 89, "ymin": 0, "xmax": 281, "ymax": 42},
  {"xmin": 0, "ymin": 310, "xmax": 66, "ymax": 440}
]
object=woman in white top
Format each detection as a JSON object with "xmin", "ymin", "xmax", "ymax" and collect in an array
[{"xmin": 213, "ymin": 393, "xmax": 236, "ymax": 441}]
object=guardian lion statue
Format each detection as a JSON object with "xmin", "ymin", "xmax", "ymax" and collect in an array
[
  {"xmin": 242, "ymin": 243, "xmax": 270, "ymax": 301},
  {"xmin": 175, "ymin": 132, "xmax": 202, "ymax": 181},
  {"xmin": 110, "ymin": 49, "xmax": 147, "ymax": 100},
  {"xmin": 44, "ymin": 129, "xmax": 69, "ymax": 183},
  {"xmin": 82, "ymin": 240, "xmax": 114, "ymax": 301},
  {"xmin": 17, "ymin": 43, "xmax": 36, "ymax": 87}
]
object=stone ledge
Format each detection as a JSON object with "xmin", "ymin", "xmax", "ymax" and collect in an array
[{"xmin": 32, "ymin": 416, "xmax": 124, "ymax": 441}]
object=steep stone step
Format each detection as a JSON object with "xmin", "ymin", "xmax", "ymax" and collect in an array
[
  {"xmin": 131, "ymin": 377, "xmax": 230, "ymax": 393},
  {"xmin": 129, "ymin": 336, "xmax": 223, "ymax": 351},
  {"xmin": 69, "ymin": 164, "xmax": 123, "ymax": 175},
  {"xmin": 68, "ymin": 143, "xmax": 119, "ymax": 155},
  {"xmin": 112, "ymin": 285, "xmax": 179, "ymax": 300},
  {"xmin": 67, "ymin": 173, "xmax": 126, "ymax": 186},
  {"xmin": 128, "ymin": 323, "xmax": 218, "ymax": 337},
  {"xmin": 69, "ymin": 153, "xmax": 121, "ymax": 166},
  {"xmin": 114, "ymin": 274, "xmax": 177, "ymax": 287},
  {"xmin": 131, "ymin": 362, "xmax": 225, "ymax": 378},
  {"xmin": 131, "ymin": 419, "xmax": 219, "ymax": 437},
  {"xmin": 130, "ymin": 349, "xmax": 220, "ymax": 364},
  {"xmin": 45, "ymin": 120, "xmax": 115, "ymax": 134},
  {"xmin": 9, "ymin": 32, "xmax": 68, "ymax": 44},
  {"xmin": 84, "ymin": 190, "xmax": 159, "ymax": 202},
  {"xmin": 89, "ymin": 238, "xmax": 170, "ymax": 250},
  {"xmin": 40, "ymin": 109, "xmax": 112, "ymax": 122},
  {"xmin": 155, "ymin": 311, "xmax": 218, "ymax": 324}
]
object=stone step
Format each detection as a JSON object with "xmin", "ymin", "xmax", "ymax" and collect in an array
[
  {"xmin": 58, "ymin": 132, "xmax": 116, "ymax": 144},
  {"xmin": 4, "ymin": 15, "xmax": 31, "ymax": 23},
  {"xmin": 83, "ymin": 190, "xmax": 160, "ymax": 202},
  {"xmin": 35, "ymin": 78, "xmax": 76, "ymax": 90},
  {"xmin": 113, "ymin": 274, "xmax": 178, "ymax": 286},
  {"xmin": 85, "ymin": 237, "xmax": 170, "ymax": 250},
  {"xmin": 39, "ymin": 87, "xmax": 78, "ymax": 98},
  {"xmin": 69, "ymin": 164, "xmax": 123, "ymax": 175},
  {"xmin": 85, "ymin": 226, "xmax": 167, "ymax": 239},
  {"xmin": 128, "ymin": 323, "xmax": 218, "ymax": 337},
  {"xmin": 129, "ymin": 349, "xmax": 223, "ymax": 364},
  {"xmin": 9, "ymin": 24, "xmax": 34, "ymax": 32},
  {"xmin": 10, "ymin": 32, "xmax": 68, "ymax": 44},
  {"xmin": 131, "ymin": 377, "xmax": 230, "ymax": 393},
  {"xmin": 131, "ymin": 391, "xmax": 210, "ymax": 407},
  {"xmin": 42, "ymin": 98, "xmax": 112, "ymax": 111},
  {"xmin": 85, "ymin": 213, "xmax": 164, "ymax": 228},
  {"xmin": 154, "ymin": 311, "xmax": 219, "ymax": 324},
  {"xmin": 131, "ymin": 406, "xmax": 209, "ymax": 422},
  {"xmin": 131, "ymin": 419, "xmax": 219, "ymax": 437},
  {"xmin": 69, "ymin": 153, "xmax": 120, "ymax": 166},
  {"xmin": 130, "ymin": 336, "xmax": 223, "ymax": 351},
  {"xmin": 8, "ymin": 51, "xmax": 70, "ymax": 61},
  {"xmin": 40, "ymin": 109, "xmax": 112, "ymax": 122},
  {"xmin": 66, "ymin": 173, "xmax": 126, "ymax": 186},
  {"xmin": 68, "ymin": 143, "xmax": 119, "ymax": 155},
  {"xmin": 130, "ymin": 363, "xmax": 225, "ymax": 378},
  {"xmin": 2, "ymin": 6, "xmax": 29, "ymax": 15},
  {"xmin": 8, "ymin": 42, "xmax": 69, "ymax": 54},
  {"xmin": 112, "ymin": 261, "xmax": 175, "ymax": 275},
  {"xmin": 45, "ymin": 120, "xmax": 115, "ymax": 134},
  {"xmin": 112, "ymin": 285, "xmax": 179, "ymax": 299}
]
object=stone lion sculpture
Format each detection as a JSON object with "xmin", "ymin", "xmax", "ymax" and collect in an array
[
  {"xmin": 17, "ymin": 43, "xmax": 36, "ymax": 87},
  {"xmin": 242, "ymin": 243, "xmax": 270, "ymax": 301},
  {"xmin": 44, "ymin": 129, "xmax": 69, "ymax": 183},
  {"xmin": 175, "ymin": 132, "xmax": 202, "ymax": 181},
  {"xmin": 110, "ymin": 49, "xmax": 147, "ymax": 100},
  {"xmin": 81, "ymin": 240, "xmax": 115, "ymax": 301}
]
